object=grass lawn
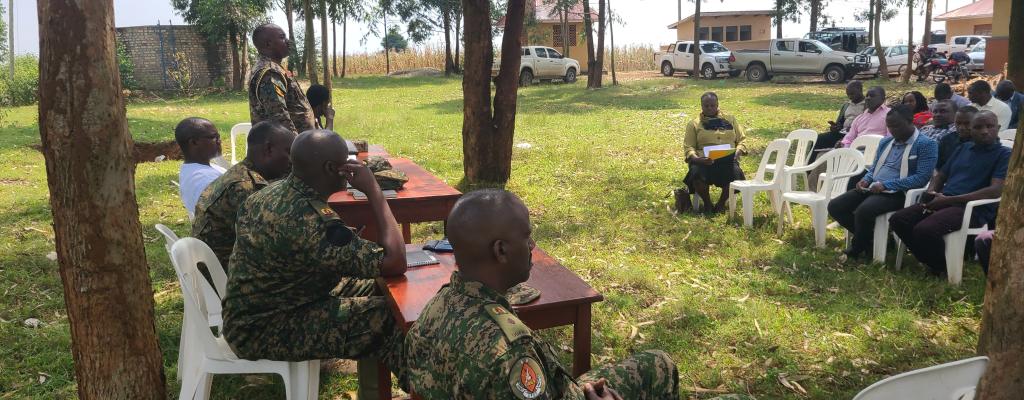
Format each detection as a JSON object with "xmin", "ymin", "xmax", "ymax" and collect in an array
[{"xmin": 0, "ymin": 74, "xmax": 987, "ymax": 399}]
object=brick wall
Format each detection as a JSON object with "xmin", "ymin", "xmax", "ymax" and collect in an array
[{"xmin": 116, "ymin": 25, "xmax": 232, "ymax": 91}]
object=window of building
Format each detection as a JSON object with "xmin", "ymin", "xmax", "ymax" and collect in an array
[
  {"xmin": 552, "ymin": 24, "xmax": 578, "ymax": 47},
  {"xmin": 711, "ymin": 26, "xmax": 723, "ymax": 42},
  {"xmin": 725, "ymin": 26, "xmax": 738, "ymax": 42},
  {"xmin": 568, "ymin": 24, "xmax": 577, "ymax": 46},
  {"xmin": 698, "ymin": 27, "xmax": 709, "ymax": 41},
  {"xmin": 973, "ymin": 25, "xmax": 992, "ymax": 36},
  {"xmin": 740, "ymin": 25, "xmax": 752, "ymax": 41}
]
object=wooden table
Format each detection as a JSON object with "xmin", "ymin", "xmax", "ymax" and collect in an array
[
  {"xmin": 327, "ymin": 157, "xmax": 462, "ymax": 243},
  {"xmin": 372, "ymin": 244, "xmax": 604, "ymax": 398}
]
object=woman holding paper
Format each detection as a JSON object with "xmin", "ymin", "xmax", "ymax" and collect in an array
[{"xmin": 682, "ymin": 92, "xmax": 748, "ymax": 213}]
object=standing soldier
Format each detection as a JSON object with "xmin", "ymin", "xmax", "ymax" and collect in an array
[
  {"xmin": 406, "ymin": 189, "xmax": 679, "ymax": 399},
  {"xmin": 248, "ymin": 23, "xmax": 316, "ymax": 133}
]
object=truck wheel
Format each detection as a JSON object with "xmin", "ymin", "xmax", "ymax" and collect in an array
[
  {"xmin": 661, "ymin": 62, "xmax": 674, "ymax": 77},
  {"xmin": 701, "ymin": 63, "xmax": 716, "ymax": 79},
  {"xmin": 824, "ymin": 65, "xmax": 845, "ymax": 83},
  {"xmin": 746, "ymin": 64, "xmax": 767, "ymax": 82},
  {"xmin": 519, "ymin": 69, "xmax": 534, "ymax": 87},
  {"xmin": 563, "ymin": 68, "xmax": 577, "ymax": 83}
]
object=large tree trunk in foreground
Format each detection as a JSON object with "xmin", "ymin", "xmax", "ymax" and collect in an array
[
  {"xmin": 285, "ymin": 0, "xmax": 295, "ymax": 73},
  {"xmin": 874, "ymin": 0, "xmax": 888, "ymax": 81},
  {"xmin": 589, "ymin": 0, "xmax": 606, "ymax": 88},
  {"xmin": 461, "ymin": 0, "xmax": 524, "ymax": 185},
  {"xmin": 692, "ymin": 0, "xmax": 701, "ymax": 79},
  {"xmin": 321, "ymin": 0, "xmax": 330, "ymax": 89},
  {"xmin": 304, "ymin": 0, "xmax": 319, "ymax": 84},
  {"xmin": 37, "ymin": 1, "xmax": 166, "ymax": 398},
  {"xmin": 976, "ymin": 2, "xmax": 1024, "ymax": 397},
  {"xmin": 581, "ymin": 0, "xmax": 595, "ymax": 79}
]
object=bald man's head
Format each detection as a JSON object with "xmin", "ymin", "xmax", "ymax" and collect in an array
[
  {"xmin": 446, "ymin": 189, "xmax": 535, "ymax": 291},
  {"xmin": 252, "ymin": 23, "xmax": 289, "ymax": 60},
  {"xmin": 290, "ymin": 130, "xmax": 349, "ymax": 196},
  {"xmin": 970, "ymin": 111, "xmax": 1001, "ymax": 146}
]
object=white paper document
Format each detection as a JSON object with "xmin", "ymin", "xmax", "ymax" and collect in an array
[{"xmin": 702, "ymin": 144, "xmax": 733, "ymax": 157}]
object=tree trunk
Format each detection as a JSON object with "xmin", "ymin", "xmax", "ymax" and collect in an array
[
  {"xmin": 692, "ymin": 0, "xmax": 701, "ymax": 79},
  {"xmin": 342, "ymin": 12, "xmax": 347, "ymax": 78},
  {"xmin": 609, "ymin": 0, "xmax": 617, "ymax": 85},
  {"xmin": 332, "ymin": 16, "xmax": 338, "ymax": 78},
  {"xmin": 590, "ymin": 0, "xmax": 605, "ymax": 88},
  {"xmin": 37, "ymin": 1, "xmax": 167, "ymax": 398},
  {"xmin": 239, "ymin": 30, "xmax": 249, "ymax": 86},
  {"xmin": 229, "ymin": 27, "xmax": 243, "ymax": 90},
  {"xmin": 901, "ymin": 0, "xmax": 914, "ymax": 83},
  {"xmin": 867, "ymin": 0, "xmax": 875, "ymax": 43},
  {"xmin": 321, "ymin": 0, "xmax": 330, "ymax": 89},
  {"xmin": 384, "ymin": 13, "xmax": 390, "ymax": 75},
  {"xmin": 810, "ymin": 0, "xmax": 821, "ymax": 32},
  {"xmin": 874, "ymin": 0, "xmax": 888, "ymax": 80},
  {"xmin": 285, "ymin": 0, "xmax": 295, "ymax": 73},
  {"xmin": 461, "ymin": 0, "xmax": 524, "ymax": 185},
  {"xmin": 443, "ymin": 9, "xmax": 456, "ymax": 76},
  {"xmin": 581, "ymin": 0, "xmax": 596, "ymax": 81},
  {"xmin": 455, "ymin": 9, "xmax": 462, "ymax": 72},
  {"xmin": 560, "ymin": 8, "xmax": 569, "ymax": 57},
  {"xmin": 976, "ymin": 3, "xmax": 1024, "ymax": 397},
  {"xmin": 304, "ymin": 0, "xmax": 319, "ymax": 84},
  {"xmin": 775, "ymin": 1, "xmax": 783, "ymax": 38},
  {"xmin": 922, "ymin": 0, "xmax": 933, "ymax": 47}
]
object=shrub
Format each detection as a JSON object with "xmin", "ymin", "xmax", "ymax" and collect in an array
[
  {"xmin": 0, "ymin": 55, "xmax": 40, "ymax": 107},
  {"xmin": 116, "ymin": 39, "xmax": 138, "ymax": 90}
]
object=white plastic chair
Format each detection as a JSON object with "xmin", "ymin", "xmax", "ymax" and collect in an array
[
  {"xmin": 170, "ymin": 238, "xmax": 319, "ymax": 400},
  {"xmin": 853, "ymin": 356, "xmax": 987, "ymax": 400},
  {"xmin": 767, "ymin": 129, "xmax": 818, "ymax": 183},
  {"xmin": 894, "ymin": 196, "xmax": 1001, "ymax": 285},
  {"xmin": 779, "ymin": 148, "xmax": 865, "ymax": 248},
  {"xmin": 229, "ymin": 123, "xmax": 252, "ymax": 165},
  {"xmin": 728, "ymin": 139, "xmax": 791, "ymax": 227},
  {"xmin": 210, "ymin": 156, "xmax": 232, "ymax": 170},
  {"xmin": 155, "ymin": 224, "xmax": 181, "ymax": 254},
  {"xmin": 998, "ymin": 128, "xmax": 1016, "ymax": 142},
  {"xmin": 154, "ymin": 224, "xmax": 190, "ymax": 380},
  {"xmin": 1002, "ymin": 139, "xmax": 1015, "ymax": 148},
  {"xmin": 851, "ymin": 134, "xmax": 884, "ymax": 169}
]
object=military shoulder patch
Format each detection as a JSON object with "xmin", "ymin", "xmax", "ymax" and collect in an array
[
  {"xmin": 485, "ymin": 304, "xmax": 532, "ymax": 343},
  {"xmin": 508, "ymin": 357, "xmax": 546, "ymax": 399}
]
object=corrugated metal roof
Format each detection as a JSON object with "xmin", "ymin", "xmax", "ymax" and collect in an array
[
  {"xmin": 934, "ymin": 0, "xmax": 993, "ymax": 21},
  {"xmin": 667, "ymin": 10, "xmax": 775, "ymax": 29}
]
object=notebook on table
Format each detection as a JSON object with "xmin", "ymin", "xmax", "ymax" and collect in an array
[{"xmin": 406, "ymin": 249, "xmax": 440, "ymax": 268}]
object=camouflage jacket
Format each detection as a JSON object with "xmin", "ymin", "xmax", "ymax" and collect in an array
[
  {"xmin": 406, "ymin": 271, "xmax": 585, "ymax": 399},
  {"xmin": 222, "ymin": 174, "xmax": 384, "ymax": 350},
  {"xmin": 247, "ymin": 56, "xmax": 315, "ymax": 133},
  {"xmin": 191, "ymin": 159, "xmax": 268, "ymax": 268}
]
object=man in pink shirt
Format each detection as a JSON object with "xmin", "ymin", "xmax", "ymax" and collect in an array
[{"xmin": 840, "ymin": 86, "xmax": 891, "ymax": 147}]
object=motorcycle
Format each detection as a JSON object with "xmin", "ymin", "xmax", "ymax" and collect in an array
[{"xmin": 918, "ymin": 51, "xmax": 971, "ymax": 83}]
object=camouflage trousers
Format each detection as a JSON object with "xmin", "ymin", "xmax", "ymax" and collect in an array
[{"xmin": 578, "ymin": 350, "xmax": 679, "ymax": 400}]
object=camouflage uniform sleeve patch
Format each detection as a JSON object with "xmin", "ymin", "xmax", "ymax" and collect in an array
[
  {"xmin": 306, "ymin": 199, "xmax": 384, "ymax": 278},
  {"xmin": 486, "ymin": 304, "xmax": 532, "ymax": 343},
  {"xmin": 508, "ymin": 357, "xmax": 547, "ymax": 399}
]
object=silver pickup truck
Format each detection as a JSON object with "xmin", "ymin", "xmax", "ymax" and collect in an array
[{"xmin": 729, "ymin": 38, "xmax": 870, "ymax": 83}]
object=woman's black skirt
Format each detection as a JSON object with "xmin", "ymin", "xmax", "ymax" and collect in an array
[{"xmin": 684, "ymin": 154, "xmax": 745, "ymax": 189}]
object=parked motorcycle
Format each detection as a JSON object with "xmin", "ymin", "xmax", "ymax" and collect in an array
[{"xmin": 923, "ymin": 52, "xmax": 972, "ymax": 83}]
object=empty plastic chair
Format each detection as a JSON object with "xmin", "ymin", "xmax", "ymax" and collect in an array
[
  {"xmin": 729, "ymin": 139, "xmax": 791, "ymax": 227},
  {"xmin": 853, "ymin": 356, "xmax": 987, "ymax": 400},
  {"xmin": 998, "ymin": 128, "xmax": 1016, "ymax": 142},
  {"xmin": 230, "ymin": 123, "xmax": 252, "ymax": 165},
  {"xmin": 779, "ymin": 148, "xmax": 865, "ymax": 248}
]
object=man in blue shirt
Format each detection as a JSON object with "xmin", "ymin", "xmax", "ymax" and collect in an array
[
  {"xmin": 828, "ymin": 105, "xmax": 937, "ymax": 261},
  {"xmin": 995, "ymin": 80, "xmax": 1023, "ymax": 130},
  {"xmin": 889, "ymin": 111, "xmax": 1011, "ymax": 276},
  {"xmin": 936, "ymin": 105, "xmax": 977, "ymax": 170}
]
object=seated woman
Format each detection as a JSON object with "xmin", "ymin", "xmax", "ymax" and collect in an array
[
  {"xmin": 903, "ymin": 91, "xmax": 932, "ymax": 127},
  {"xmin": 305, "ymin": 84, "xmax": 335, "ymax": 130},
  {"xmin": 682, "ymin": 92, "xmax": 747, "ymax": 213}
]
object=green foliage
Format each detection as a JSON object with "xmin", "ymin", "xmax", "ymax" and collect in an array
[
  {"xmin": 0, "ymin": 55, "xmax": 39, "ymax": 106},
  {"xmin": 381, "ymin": 26, "xmax": 408, "ymax": 52},
  {"xmin": 115, "ymin": 39, "xmax": 139, "ymax": 90},
  {"xmin": 0, "ymin": 2, "xmax": 8, "ymax": 66},
  {"xmin": 171, "ymin": 0, "xmax": 271, "ymax": 46}
]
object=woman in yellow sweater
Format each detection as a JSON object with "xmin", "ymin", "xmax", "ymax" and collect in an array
[{"xmin": 682, "ymin": 92, "xmax": 748, "ymax": 213}]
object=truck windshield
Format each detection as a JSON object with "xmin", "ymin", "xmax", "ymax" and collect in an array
[
  {"xmin": 700, "ymin": 43, "xmax": 728, "ymax": 53},
  {"xmin": 806, "ymin": 40, "xmax": 833, "ymax": 52}
]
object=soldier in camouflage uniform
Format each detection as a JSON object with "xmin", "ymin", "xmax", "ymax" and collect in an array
[
  {"xmin": 407, "ymin": 190, "xmax": 679, "ymax": 399},
  {"xmin": 192, "ymin": 121, "xmax": 295, "ymax": 268},
  {"xmin": 248, "ymin": 24, "xmax": 315, "ymax": 133},
  {"xmin": 222, "ymin": 130, "xmax": 410, "ymax": 388}
]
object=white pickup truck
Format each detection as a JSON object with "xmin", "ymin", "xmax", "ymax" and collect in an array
[
  {"xmin": 492, "ymin": 46, "xmax": 581, "ymax": 87},
  {"xmin": 729, "ymin": 38, "xmax": 870, "ymax": 83},
  {"xmin": 929, "ymin": 35, "xmax": 988, "ymax": 55},
  {"xmin": 655, "ymin": 40, "xmax": 739, "ymax": 79}
]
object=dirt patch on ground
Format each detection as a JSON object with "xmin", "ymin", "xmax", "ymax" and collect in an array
[
  {"xmin": 388, "ymin": 68, "xmax": 444, "ymax": 78},
  {"xmin": 30, "ymin": 140, "xmax": 183, "ymax": 164}
]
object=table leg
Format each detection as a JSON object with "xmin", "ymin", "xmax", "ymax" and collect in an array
[
  {"xmin": 573, "ymin": 304, "xmax": 593, "ymax": 377},
  {"xmin": 402, "ymin": 223, "xmax": 412, "ymax": 244},
  {"xmin": 377, "ymin": 362, "xmax": 391, "ymax": 399}
]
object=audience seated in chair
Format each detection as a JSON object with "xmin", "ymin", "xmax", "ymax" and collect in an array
[
  {"xmin": 889, "ymin": 111, "xmax": 1011, "ymax": 277},
  {"xmin": 840, "ymin": 86, "xmax": 891, "ymax": 148},
  {"xmin": 902, "ymin": 91, "xmax": 932, "ymax": 127},
  {"xmin": 176, "ymin": 117, "xmax": 226, "ymax": 216},
  {"xmin": 936, "ymin": 105, "xmax": 977, "ymax": 171},
  {"xmin": 994, "ymin": 80, "xmax": 1023, "ymax": 129},
  {"xmin": 934, "ymin": 82, "xmax": 970, "ymax": 108},
  {"xmin": 968, "ymin": 81, "xmax": 1013, "ymax": 131},
  {"xmin": 809, "ymin": 81, "xmax": 866, "ymax": 162},
  {"xmin": 919, "ymin": 100, "xmax": 958, "ymax": 141},
  {"xmin": 682, "ymin": 91, "xmax": 748, "ymax": 214},
  {"xmin": 828, "ymin": 105, "xmax": 937, "ymax": 262}
]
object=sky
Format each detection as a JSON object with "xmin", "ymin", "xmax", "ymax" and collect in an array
[{"xmin": 5, "ymin": 0, "xmax": 980, "ymax": 56}]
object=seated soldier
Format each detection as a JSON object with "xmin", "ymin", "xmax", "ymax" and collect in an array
[
  {"xmin": 407, "ymin": 189, "xmax": 679, "ymax": 399},
  {"xmin": 808, "ymin": 80, "xmax": 866, "ymax": 163},
  {"xmin": 222, "ymin": 130, "xmax": 409, "ymax": 388},
  {"xmin": 919, "ymin": 100, "xmax": 957, "ymax": 141},
  {"xmin": 175, "ymin": 117, "xmax": 226, "ymax": 217},
  {"xmin": 936, "ymin": 106, "xmax": 977, "ymax": 171},
  {"xmin": 192, "ymin": 121, "xmax": 295, "ymax": 268},
  {"xmin": 306, "ymin": 84, "xmax": 335, "ymax": 131},
  {"xmin": 889, "ymin": 111, "xmax": 1011, "ymax": 276},
  {"xmin": 827, "ymin": 105, "xmax": 937, "ymax": 262}
]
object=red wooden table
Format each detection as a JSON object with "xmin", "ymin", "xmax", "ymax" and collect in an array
[
  {"xmin": 327, "ymin": 157, "xmax": 462, "ymax": 243},
  {"xmin": 373, "ymin": 244, "xmax": 604, "ymax": 398}
]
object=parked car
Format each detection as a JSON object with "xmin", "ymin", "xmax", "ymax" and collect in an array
[
  {"xmin": 859, "ymin": 45, "xmax": 910, "ymax": 77},
  {"xmin": 492, "ymin": 46, "xmax": 581, "ymax": 87},
  {"xmin": 656, "ymin": 40, "xmax": 738, "ymax": 79},
  {"xmin": 729, "ymin": 38, "xmax": 871, "ymax": 83},
  {"xmin": 804, "ymin": 27, "xmax": 870, "ymax": 53},
  {"xmin": 966, "ymin": 40, "xmax": 986, "ymax": 71},
  {"xmin": 929, "ymin": 35, "xmax": 988, "ymax": 55}
]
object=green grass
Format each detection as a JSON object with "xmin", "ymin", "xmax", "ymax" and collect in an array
[{"xmin": 0, "ymin": 75, "xmax": 986, "ymax": 399}]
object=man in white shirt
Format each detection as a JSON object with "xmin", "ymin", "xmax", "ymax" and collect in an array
[
  {"xmin": 175, "ymin": 117, "xmax": 226, "ymax": 217},
  {"xmin": 968, "ymin": 80, "xmax": 1012, "ymax": 131}
]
